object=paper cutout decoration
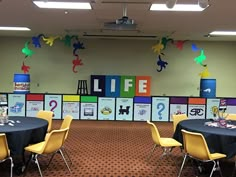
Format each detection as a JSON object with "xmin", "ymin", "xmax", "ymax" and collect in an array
[
  {"xmin": 21, "ymin": 62, "xmax": 30, "ymax": 73},
  {"xmin": 192, "ymin": 43, "xmax": 201, "ymax": 52},
  {"xmin": 175, "ymin": 40, "xmax": 188, "ymax": 50},
  {"xmin": 42, "ymin": 36, "xmax": 60, "ymax": 46},
  {"xmin": 21, "ymin": 34, "xmax": 86, "ymax": 74},
  {"xmin": 22, "ymin": 41, "xmax": 34, "ymax": 58},
  {"xmin": 73, "ymin": 41, "xmax": 85, "ymax": 56},
  {"xmin": 152, "ymin": 40, "xmax": 164, "ymax": 55},
  {"xmin": 156, "ymin": 54, "xmax": 168, "ymax": 72},
  {"xmin": 72, "ymin": 56, "xmax": 83, "ymax": 73},
  {"xmin": 199, "ymin": 66, "xmax": 210, "ymax": 78},
  {"xmin": 194, "ymin": 49, "xmax": 207, "ymax": 66},
  {"xmin": 32, "ymin": 34, "xmax": 44, "ymax": 48},
  {"xmin": 63, "ymin": 35, "xmax": 78, "ymax": 47},
  {"xmin": 161, "ymin": 37, "xmax": 174, "ymax": 49}
]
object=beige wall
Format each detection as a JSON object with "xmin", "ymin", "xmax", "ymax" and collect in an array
[{"xmin": 0, "ymin": 36, "xmax": 236, "ymax": 97}]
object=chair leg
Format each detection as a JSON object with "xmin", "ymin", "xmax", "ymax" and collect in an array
[
  {"xmin": 61, "ymin": 146, "xmax": 73, "ymax": 166},
  {"xmin": 23, "ymin": 153, "xmax": 34, "ymax": 177},
  {"xmin": 209, "ymin": 160, "xmax": 216, "ymax": 177},
  {"xmin": 59, "ymin": 149, "xmax": 72, "ymax": 173},
  {"xmin": 154, "ymin": 147, "xmax": 170, "ymax": 173},
  {"xmin": 190, "ymin": 159, "xmax": 201, "ymax": 176},
  {"xmin": 47, "ymin": 152, "xmax": 57, "ymax": 168},
  {"xmin": 215, "ymin": 160, "xmax": 224, "ymax": 177},
  {"xmin": 178, "ymin": 154, "xmax": 187, "ymax": 177},
  {"xmin": 34, "ymin": 154, "xmax": 43, "ymax": 177},
  {"xmin": 147, "ymin": 144, "xmax": 157, "ymax": 162},
  {"xmin": 9, "ymin": 157, "xmax": 13, "ymax": 177},
  {"xmin": 168, "ymin": 151, "xmax": 181, "ymax": 174}
]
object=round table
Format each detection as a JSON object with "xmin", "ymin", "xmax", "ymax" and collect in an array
[
  {"xmin": 173, "ymin": 119, "xmax": 236, "ymax": 158},
  {"xmin": 0, "ymin": 116, "xmax": 48, "ymax": 156}
]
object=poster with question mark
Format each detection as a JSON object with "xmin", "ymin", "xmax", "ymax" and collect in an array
[
  {"xmin": 45, "ymin": 95, "xmax": 62, "ymax": 119},
  {"xmin": 152, "ymin": 97, "xmax": 169, "ymax": 121}
]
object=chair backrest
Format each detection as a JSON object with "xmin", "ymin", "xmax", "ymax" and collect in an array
[
  {"xmin": 225, "ymin": 113, "xmax": 236, "ymax": 120},
  {"xmin": 43, "ymin": 128, "xmax": 69, "ymax": 154},
  {"xmin": 172, "ymin": 114, "xmax": 188, "ymax": 132},
  {"xmin": 181, "ymin": 129, "xmax": 211, "ymax": 160},
  {"xmin": 60, "ymin": 115, "xmax": 73, "ymax": 140},
  {"xmin": 147, "ymin": 120, "xmax": 161, "ymax": 145},
  {"xmin": 0, "ymin": 133, "xmax": 10, "ymax": 160},
  {"xmin": 36, "ymin": 110, "xmax": 54, "ymax": 132}
]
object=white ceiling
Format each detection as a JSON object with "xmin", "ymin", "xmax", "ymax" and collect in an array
[{"xmin": 0, "ymin": 0, "xmax": 236, "ymax": 41}]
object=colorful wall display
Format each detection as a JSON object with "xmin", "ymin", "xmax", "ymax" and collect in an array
[
  {"xmin": 98, "ymin": 97, "xmax": 115, "ymax": 120},
  {"xmin": 62, "ymin": 95, "xmax": 80, "ymax": 119},
  {"xmin": 105, "ymin": 75, "xmax": 120, "ymax": 97},
  {"xmin": 26, "ymin": 94, "xmax": 44, "ymax": 117},
  {"xmin": 8, "ymin": 94, "xmax": 26, "ymax": 117},
  {"xmin": 44, "ymin": 95, "xmax": 62, "ymax": 119},
  {"xmin": 90, "ymin": 75, "xmax": 151, "ymax": 97},
  {"xmin": 152, "ymin": 97, "xmax": 169, "ymax": 121},
  {"xmin": 90, "ymin": 75, "xmax": 105, "ymax": 97},
  {"xmin": 80, "ymin": 95, "xmax": 97, "ymax": 120},
  {"xmin": 119, "ymin": 75, "xmax": 136, "ymax": 97},
  {"xmin": 133, "ymin": 96, "xmax": 151, "ymax": 121},
  {"xmin": 206, "ymin": 98, "xmax": 220, "ymax": 119},
  {"xmin": 115, "ymin": 97, "xmax": 133, "ymax": 121},
  {"xmin": 2, "ymin": 93, "xmax": 236, "ymax": 121},
  {"xmin": 135, "ymin": 76, "xmax": 151, "ymax": 96},
  {"xmin": 187, "ymin": 98, "xmax": 206, "ymax": 119},
  {"xmin": 169, "ymin": 97, "xmax": 188, "ymax": 121},
  {"xmin": 226, "ymin": 99, "xmax": 236, "ymax": 114}
]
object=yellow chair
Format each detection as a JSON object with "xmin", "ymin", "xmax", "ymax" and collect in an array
[
  {"xmin": 36, "ymin": 110, "xmax": 54, "ymax": 132},
  {"xmin": 48, "ymin": 115, "xmax": 73, "ymax": 166},
  {"xmin": 225, "ymin": 113, "xmax": 236, "ymax": 121},
  {"xmin": 178, "ymin": 129, "xmax": 226, "ymax": 177},
  {"xmin": 0, "ymin": 133, "xmax": 13, "ymax": 177},
  {"xmin": 24, "ymin": 128, "xmax": 71, "ymax": 177},
  {"xmin": 146, "ymin": 120, "xmax": 182, "ymax": 171},
  {"xmin": 172, "ymin": 114, "xmax": 188, "ymax": 132}
]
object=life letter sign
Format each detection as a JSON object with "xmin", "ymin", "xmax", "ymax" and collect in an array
[{"xmin": 90, "ymin": 75, "xmax": 151, "ymax": 97}]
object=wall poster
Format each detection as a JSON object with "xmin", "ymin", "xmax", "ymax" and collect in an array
[
  {"xmin": 116, "ymin": 97, "xmax": 133, "ymax": 121},
  {"xmin": 206, "ymin": 98, "xmax": 220, "ymax": 119},
  {"xmin": 8, "ymin": 94, "xmax": 26, "ymax": 117},
  {"xmin": 98, "ymin": 97, "xmax": 115, "ymax": 120},
  {"xmin": 62, "ymin": 95, "xmax": 80, "ymax": 119},
  {"xmin": 187, "ymin": 98, "xmax": 206, "ymax": 119},
  {"xmin": 26, "ymin": 101, "xmax": 44, "ymax": 117},
  {"xmin": 45, "ymin": 95, "xmax": 62, "ymax": 119},
  {"xmin": 152, "ymin": 97, "xmax": 169, "ymax": 122}
]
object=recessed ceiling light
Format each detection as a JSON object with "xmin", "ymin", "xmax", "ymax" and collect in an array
[
  {"xmin": 210, "ymin": 31, "xmax": 236, "ymax": 36},
  {"xmin": 0, "ymin": 27, "xmax": 31, "ymax": 31},
  {"xmin": 150, "ymin": 4, "xmax": 208, "ymax": 11},
  {"xmin": 33, "ymin": 1, "xmax": 92, "ymax": 10}
]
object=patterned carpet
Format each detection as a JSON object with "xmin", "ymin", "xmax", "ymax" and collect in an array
[{"xmin": 0, "ymin": 120, "xmax": 235, "ymax": 177}]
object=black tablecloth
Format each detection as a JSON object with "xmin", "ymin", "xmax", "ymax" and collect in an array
[
  {"xmin": 0, "ymin": 116, "xmax": 48, "ymax": 156},
  {"xmin": 173, "ymin": 119, "xmax": 236, "ymax": 158}
]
